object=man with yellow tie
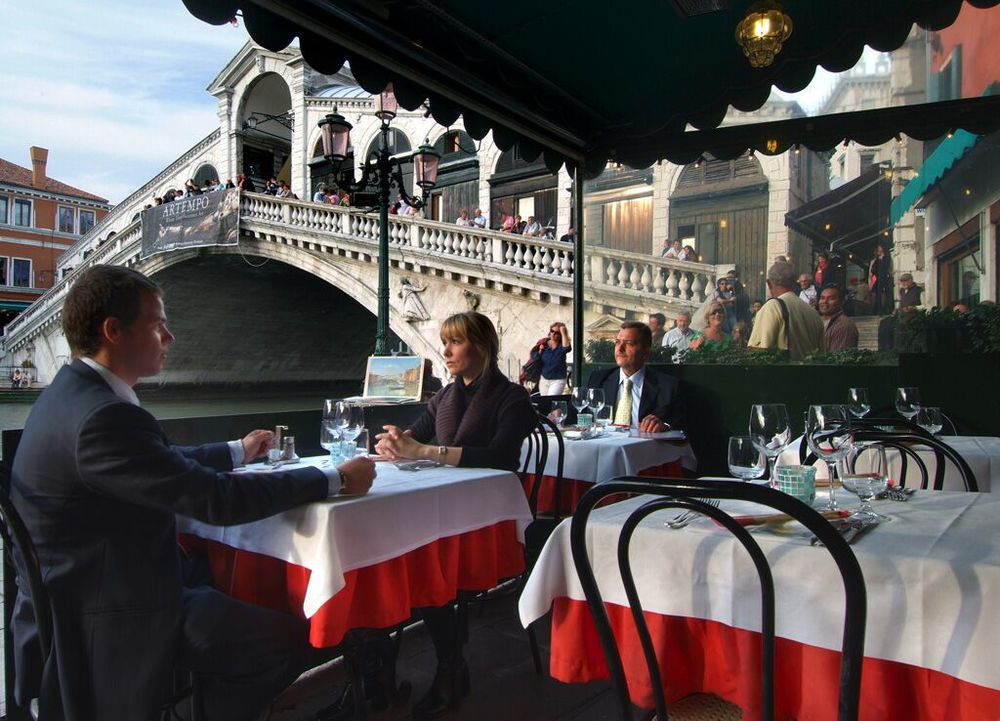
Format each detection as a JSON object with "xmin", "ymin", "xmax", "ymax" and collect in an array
[{"xmin": 585, "ymin": 321, "xmax": 684, "ymax": 432}]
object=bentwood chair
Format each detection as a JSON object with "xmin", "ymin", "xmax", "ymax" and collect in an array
[{"xmin": 571, "ymin": 478, "xmax": 867, "ymax": 721}]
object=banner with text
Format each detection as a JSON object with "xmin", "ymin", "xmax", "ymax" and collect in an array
[{"xmin": 140, "ymin": 189, "xmax": 240, "ymax": 259}]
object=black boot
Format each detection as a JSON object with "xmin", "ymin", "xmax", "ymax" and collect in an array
[{"xmin": 411, "ymin": 662, "xmax": 470, "ymax": 720}]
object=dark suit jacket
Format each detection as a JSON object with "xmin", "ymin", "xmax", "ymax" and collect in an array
[
  {"xmin": 585, "ymin": 365, "xmax": 685, "ymax": 429},
  {"xmin": 10, "ymin": 360, "xmax": 328, "ymax": 720}
]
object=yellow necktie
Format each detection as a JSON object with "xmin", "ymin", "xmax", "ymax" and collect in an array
[{"xmin": 614, "ymin": 378, "xmax": 633, "ymax": 426}]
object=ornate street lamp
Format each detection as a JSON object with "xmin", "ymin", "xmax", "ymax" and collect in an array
[
  {"xmin": 736, "ymin": 0, "xmax": 793, "ymax": 68},
  {"xmin": 319, "ymin": 87, "xmax": 441, "ymax": 355}
]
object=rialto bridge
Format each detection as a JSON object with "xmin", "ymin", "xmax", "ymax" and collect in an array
[{"xmin": 1, "ymin": 194, "xmax": 720, "ymax": 386}]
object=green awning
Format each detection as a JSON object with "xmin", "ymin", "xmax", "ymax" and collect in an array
[
  {"xmin": 890, "ymin": 129, "xmax": 980, "ymax": 226},
  {"xmin": 0, "ymin": 301, "xmax": 31, "ymax": 312}
]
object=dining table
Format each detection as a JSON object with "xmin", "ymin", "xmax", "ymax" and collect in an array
[
  {"xmin": 178, "ymin": 457, "xmax": 533, "ymax": 648},
  {"xmin": 518, "ymin": 487, "xmax": 1000, "ymax": 721},
  {"xmin": 521, "ymin": 428, "xmax": 698, "ymax": 515},
  {"xmin": 778, "ymin": 434, "xmax": 1000, "ymax": 492}
]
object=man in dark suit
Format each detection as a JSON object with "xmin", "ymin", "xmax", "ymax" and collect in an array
[
  {"xmin": 586, "ymin": 321, "xmax": 684, "ymax": 432},
  {"xmin": 10, "ymin": 265, "xmax": 376, "ymax": 721}
]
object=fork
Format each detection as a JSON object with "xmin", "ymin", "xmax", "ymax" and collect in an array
[{"xmin": 665, "ymin": 498, "xmax": 721, "ymax": 529}]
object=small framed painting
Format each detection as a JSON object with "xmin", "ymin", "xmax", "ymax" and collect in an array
[{"xmin": 362, "ymin": 355, "xmax": 425, "ymax": 400}]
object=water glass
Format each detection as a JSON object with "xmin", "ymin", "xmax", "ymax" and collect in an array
[
  {"xmin": 571, "ymin": 387, "xmax": 588, "ymax": 413},
  {"xmin": 847, "ymin": 388, "xmax": 870, "ymax": 419},
  {"xmin": 340, "ymin": 403, "xmax": 365, "ymax": 443},
  {"xmin": 915, "ymin": 406, "xmax": 943, "ymax": 435},
  {"xmin": 354, "ymin": 428, "xmax": 371, "ymax": 455},
  {"xmin": 586, "ymin": 388, "xmax": 605, "ymax": 417},
  {"xmin": 320, "ymin": 420, "xmax": 342, "ymax": 461},
  {"xmin": 805, "ymin": 404, "xmax": 854, "ymax": 510},
  {"xmin": 749, "ymin": 404, "xmax": 791, "ymax": 484},
  {"xmin": 895, "ymin": 387, "xmax": 921, "ymax": 421},
  {"xmin": 594, "ymin": 404, "xmax": 612, "ymax": 432},
  {"xmin": 577, "ymin": 413, "xmax": 594, "ymax": 430},
  {"xmin": 548, "ymin": 400, "xmax": 568, "ymax": 428},
  {"xmin": 840, "ymin": 443, "xmax": 889, "ymax": 520},
  {"xmin": 727, "ymin": 436, "xmax": 766, "ymax": 482}
]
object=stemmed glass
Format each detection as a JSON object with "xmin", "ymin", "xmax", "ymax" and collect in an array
[
  {"xmin": 915, "ymin": 406, "xmax": 943, "ymax": 435},
  {"xmin": 319, "ymin": 421, "xmax": 341, "ymax": 460},
  {"xmin": 749, "ymin": 404, "xmax": 791, "ymax": 486},
  {"xmin": 728, "ymin": 436, "xmax": 766, "ymax": 482},
  {"xmin": 594, "ymin": 404, "xmax": 612, "ymax": 433},
  {"xmin": 587, "ymin": 389, "xmax": 605, "ymax": 420},
  {"xmin": 548, "ymin": 400, "xmax": 568, "ymax": 428},
  {"xmin": 847, "ymin": 388, "xmax": 870, "ymax": 419},
  {"xmin": 340, "ymin": 403, "xmax": 365, "ymax": 444},
  {"xmin": 805, "ymin": 405, "xmax": 855, "ymax": 510},
  {"xmin": 895, "ymin": 387, "xmax": 921, "ymax": 421},
  {"xmin": 840, "ymin": 443, "xmax": 889, "ymax": 520},
  {"xmin": 322, "ymin": 399, "xmax": 339, "ymax": 421},
  {"xmin": 571, "ymin": 387, "xmax": 589, "ymax": 418}
]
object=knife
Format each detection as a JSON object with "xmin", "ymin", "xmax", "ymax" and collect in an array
[{"xmin": 842, "ymin": 520, "xmax": 879, "ymax": 545}]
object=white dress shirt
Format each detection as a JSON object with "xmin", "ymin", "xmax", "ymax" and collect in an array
[
  {"xmin": 618, "ymin": 367, "xmax": 645, "ymax": 429},
  {"xmin": 79, "ymin": 357, "xmax": 342, "ymax": 493}
]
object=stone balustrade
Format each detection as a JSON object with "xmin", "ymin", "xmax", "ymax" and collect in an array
[{"xmin": 585, "ymin": 246, "xmax": 717, "ymax": 305}]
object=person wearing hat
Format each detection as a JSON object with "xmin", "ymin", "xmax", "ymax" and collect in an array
[{"xmin": 898, "ymin": 273, "xmax": 923, "ymax": 310}]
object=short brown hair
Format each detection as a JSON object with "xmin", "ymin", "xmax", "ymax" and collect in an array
[
  {"xmin": 620, "ymin": 321, "xmax": 652, "ymax": 348},
  {"xmin": 439, "ymin": 311, "xmax": 500, "ymax": 377},
  {"xmin": 62, "ymin": 265, "xmax": 162, "ymax": 357}
]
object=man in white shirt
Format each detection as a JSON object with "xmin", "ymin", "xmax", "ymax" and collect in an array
[
  {"xmin": 473, "ymin": 208, "xmax": 487, "ymax": 228},
  {"xmin": 663, "ymin": 239, "xmax": 687, "ymax": 260},
  {"xmin": 313, "ymin": 183, "xmax": 328, "ymax": 203},
  {"xmin": 522, "ymin": 216, "xmax": 542, "ymax": 237},
  {"xmin": 798, "ymin": 273, "xmax": 818, "ymax": 307},
  {"xmin": 663, "ymin": 311, "xmax": 699, "ymax": 352}
]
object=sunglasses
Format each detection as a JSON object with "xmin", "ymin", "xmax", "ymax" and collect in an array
[{"xmin": 710, "ymin": 310, "xmax": 725, "ymax": 316}]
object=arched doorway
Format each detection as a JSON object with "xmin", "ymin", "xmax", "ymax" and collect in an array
[
  {"xmin": 240, "ymin": 73, "xmax": 293, "ymax": 188},
  {"xmin": 669, "ymin": 154, "xmax": 769, "ymax": 283},
  {"xmin": 581, "ymin": 162, "xmax": 655, "ymax": 253},
  {"xmin": 489, "ymin": 144, "xmax": 557, "ymax": 233},
  {"xmin": 194, "ymin": 163, "xmax": 220, "ymax": 188},
  {"xmin": 428, "ymin": 130, "xmax": 478, "ymax": 223}
]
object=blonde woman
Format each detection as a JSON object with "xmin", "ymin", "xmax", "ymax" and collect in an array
[{"xmin": 690, "ymin": 301, "xmax": 732, "ymax": 350}]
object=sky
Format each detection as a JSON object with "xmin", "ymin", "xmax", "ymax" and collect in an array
[
  {"xmin": 2, "ymin": 1, "xmax": 868, "ymax": 206},
  {"xmin": 2, "ymin": 0, "xmax": 250, "ymax": 204}
]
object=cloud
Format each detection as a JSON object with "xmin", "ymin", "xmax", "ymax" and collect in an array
[{"xmin": 0, "ymin": 0, "xmax": 249, "ymax": 203}]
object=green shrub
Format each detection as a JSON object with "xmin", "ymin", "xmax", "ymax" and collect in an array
[{"xmin": 585, "ymin": 338, "xmax": 675, "ymax": 364}]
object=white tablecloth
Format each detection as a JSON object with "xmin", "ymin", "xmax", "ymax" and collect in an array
[
  {"xmin": 178, "ymin": 458, "xmax": 532, "ymax": 617},
  {"xmin": 521, "ymin": 431, "xmax": 698, "ymax": 483},
  {"xmin": 518, "ymin": 490, "xmax": 1000, "ymax": 693},
  {"xmin": 778, "ymin": 434, "xmax": 1000, "ymax": 492}
]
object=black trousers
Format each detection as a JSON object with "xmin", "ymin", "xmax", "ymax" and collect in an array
[
  {"xmin": 171, "ymin": 586, "xmax": 313, "ymax": 721},
  {"xmin": 420, "ymin": 603, "xmax": 461, "ymax": 669}
]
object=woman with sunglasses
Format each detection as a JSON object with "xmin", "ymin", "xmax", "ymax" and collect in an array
[
  {"xmin": 690, "ymin": 301, "xmax": 732, "ymax": 350},
  {"xmin": 533, "ymin": 321, "xmax": 571, "ymax": 395}
]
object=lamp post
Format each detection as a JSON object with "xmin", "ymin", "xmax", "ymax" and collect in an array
[{"xmin": 319, "ymin": 85, "xmax": 441, "ymax": 355}]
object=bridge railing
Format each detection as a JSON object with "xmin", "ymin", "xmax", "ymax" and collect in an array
[{"xmin": 584, "ymin": 247, "xmax": 718, "ymax": 305}]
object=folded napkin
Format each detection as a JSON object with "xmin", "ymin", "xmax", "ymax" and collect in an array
[{"xmin": 729, "ymin": 509, "xmax": 850, "ymax": 527}]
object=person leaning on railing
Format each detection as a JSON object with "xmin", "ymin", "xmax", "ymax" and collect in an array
[{"xmin": 375, "ymin": 311, "xmax": 536, "ymax": 719}]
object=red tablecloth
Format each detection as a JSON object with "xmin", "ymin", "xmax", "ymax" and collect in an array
[
  {"xmin": 181, "ymin": 520, "xmax": 524, "ymax": 648},
  {"xmin": 550, "ymin": 598, "xmax": 1000, "ymax": 721},
  {"xmin": 523, "ymin": 460, "xmax": 684, "ymax": 515}
]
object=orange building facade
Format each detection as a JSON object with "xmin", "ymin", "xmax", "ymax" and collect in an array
[{"xmin": 0, "ymin": 146, "xmax": 111, "ymax": 329}]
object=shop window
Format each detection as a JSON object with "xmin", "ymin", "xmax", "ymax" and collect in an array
[
  {"xmin": 940, "ymin": 241, "xmax": 981, "ymax": 307},
  {"xmin": 58, "ymin": 206, "xmax": 75, "ymax": 233},
  {"xmin": 12, "ymin": 258, "xmax": 31, "ymax": 288}
]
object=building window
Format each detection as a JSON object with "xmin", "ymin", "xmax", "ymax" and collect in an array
[
  {"xmin": 58, "ymin": 206, "xmax": 75, "ymax": 233},
  {"xmin": 858, "ymin": 151, "xmax": 877, "ymax": 172},
  {"xmin": 79, "ymin": 209, "xmax": 96, "ymax": 234},
  {"xmin": 0, "ymin": 257, "xmax": 7, "ymax": 285},
  {"xmin": 14, "ymin": 199, "xmax": 32, "ymax": 227},
  {"xmin": 0, "ymin": 196, "xmax": 8, "ymax": 224},
  {"xmin": 12, "ymin": 258, "xmax": 31, "ymax": 288}
]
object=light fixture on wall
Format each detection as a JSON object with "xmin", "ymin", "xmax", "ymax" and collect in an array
[{"xmin": 736, "ymin": 1, "xmax": 793, "ymax": 68}]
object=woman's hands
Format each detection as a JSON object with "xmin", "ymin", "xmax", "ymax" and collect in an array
[{"xmin": 375, "ymin": 425, "xmax": 422, "ymax": 460}]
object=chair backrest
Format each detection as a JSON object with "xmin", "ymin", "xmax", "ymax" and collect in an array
[
  {"xmin": 520, "ymin": 413, "xmax": 549, "ymax": 517},
  {"xmin": 0, "ymin": 467, "xmax": 54, "ymax": 677},
  {"xmin": 570, "ymin": 477, "xmax": 867, "ymax": 721},
  {"xmin": 852, "ymin": 431, "xmax": 978, "ymax": 491},
  {"xmin": 533, "ymin": 413, "xmax": 567, "ymax": 520},
  {"xmin": 530, "ymin": 394, "xmax": 577, "ymax": 426}
]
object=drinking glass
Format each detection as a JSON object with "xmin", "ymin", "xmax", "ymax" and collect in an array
[
  {"xmin": 322, "ymin": 399, "xmax": 340, "ymax": 421},
  {"xmin": 594, "ymin": 404, "xmax": 612, "ymax": 433},
  {"xmin": 847, "ymin": 388, "xmax": 870, "ymax": 419},
  {"xmin": 326, "ymin": 400, "xmax": 350, "ymax": 431},
  {"xmin": 895, "ymin": 387, "xmax": 921, "ymax": 421},
  {"xmin": 571, "ymin": 387, "xmax": 588, "ymax": 414},
  {"xmin": 319, "ymin": 421, "xmax": 341, "ymax": 460},
  {"xmin": 340, "ymin": 403, "xmax": 365, "ymax": 443},
  {"xmin": 805, "ymin": 404, "xmax": 855, "ymax": 511},
  {"xmin": 840, "ymin": 443, "xmax": 889, "ymax": 520},
  {"xmin": 915, "ymin": 406, "xmax": 943, "ymax": 435},
  {"xmin": 749, "ymin": 404, "xmax": 791, "ymax": 485},
  {"xmin": 354, "ymin": 428, "xmax": 371, "ymax": 455},
  {"xmin": 587, "ymin": 389, "xmax": 605, "ymax": 418},
  {"xmin": 548, "ymin": 401, "xmax": 568, "ymax": 428},
  {"xmin": 728, "ymin": 436, "xmax": 766, "ymax": 482}
]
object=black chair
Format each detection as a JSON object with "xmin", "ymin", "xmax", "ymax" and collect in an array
[
  {"xmin": 852, "ymin": 431, "xmax": 978, "ymax": 491},
  {"xmin": 530, "ymin": 393, "xmax": 577, "ymax": 427},
  {"xmin": 0, "ymin": 469, "xmax": 53, "ymax": 721},
  {"xmin": 571, "ymin": 478, "xmax": 867, "ymax": 721}
]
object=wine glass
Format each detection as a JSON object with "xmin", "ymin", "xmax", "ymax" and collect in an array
[
  {"xmin": 587, "ymin": 389, "xmax": 605, "ymax": 419},
  {"xmin": 839, "ymin": 443, "xmax": 889, "ymax": 520},
  {"xmin": 594, "ymin": 404, "xmax": 612, "ymax": 433},
  {"xmin": 322, "ymin": 399, "xmax": 339, "ymax": 421},
  {"xmin": 571, "ymin": 387, "xmax": 588, "ymax": 415},
  {"xmin": 915, "ymin": 406, "xmax": 943, "ymax": 435},
  {"xmin": 748, "ymin": 404, "xmax": 791, "ymax": 485},
  {"xmin": 805, "ymin": 405, "xmax": 855, "ymax": 511},
  {"xmin": 847, "ymin": 388, "xmax": 870, "ymax": 419},
  {"xmin": 548, "ymin": 400, "xmax": 568, "ymax": 428},
  {"xmin": 320, "ymin": 420, "xmax": 341, "ymax": 460},
  {"xmin": 895, "ymin": 387, "xmax": 921, "ymax": 421},
  {"xmin": 728, "ymin": 436, "xmax": 766, "ymax": 482},
  {"xmin": 340, "ymin": 403, "xmax": 365, "ymax": 444}
]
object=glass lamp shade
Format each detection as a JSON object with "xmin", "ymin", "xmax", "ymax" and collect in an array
[
  {"xmin": 413, "ymin": 143, "xmax": 442, "ymax": 189},
  {"xmin": 736, "ymin": 0, "xmax": 792, "ymax": 68},
  {"xmin": 376, "ymin": 84, "xmax": 398, "ymax": 121},
  {"xmin": 318, "ymin": 111, "xmax": 353, "ymax": 162}
]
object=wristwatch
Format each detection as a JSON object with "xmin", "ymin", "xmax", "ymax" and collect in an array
[{"xmin": 438, "ymin": 445, "xmax": 447, "ymax": 457}]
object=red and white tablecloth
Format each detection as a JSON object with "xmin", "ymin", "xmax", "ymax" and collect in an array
[
  {"xmin": 521, "ymin": 431, "xmax": 698, "ymax": 514},
  {"xmin": 178, "ymin": 459, "xmax": 532, "ymax": 647},
  {"xmin": 518, "ymin": 490, "xmax": 1000, "ymax": 721}
]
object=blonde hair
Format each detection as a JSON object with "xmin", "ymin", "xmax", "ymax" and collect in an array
[
  {"xmin": 704, "ymin": 301, "xmax": 727, "ymax": 329},
  {"xmin": 439, "ymin": 311, "xmax": 500, "ymax": 378}
]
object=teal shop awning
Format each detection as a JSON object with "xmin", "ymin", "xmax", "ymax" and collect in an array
[
  {"xmin": 890, "ymin": 129, "xmax": 980, "ymax": 226},
  {"xmin": 0, "ymin": 301, "xmax": 31, "ymax": 312}
]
